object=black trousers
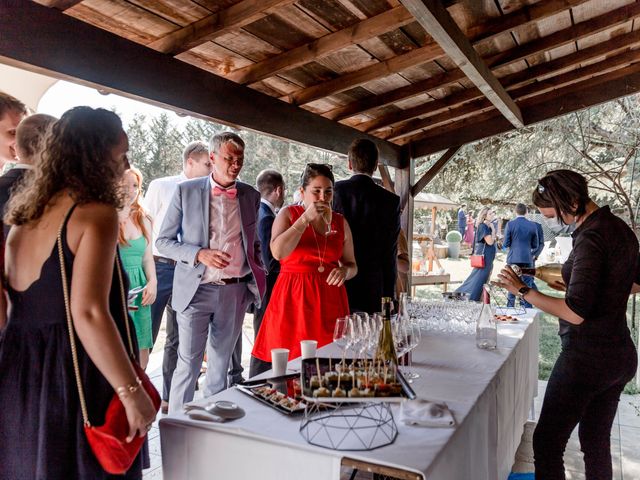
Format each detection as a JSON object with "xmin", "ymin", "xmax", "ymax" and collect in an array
[{"xmin": 533, "ymin": 337, "xmax": 637, "ymax": 479}]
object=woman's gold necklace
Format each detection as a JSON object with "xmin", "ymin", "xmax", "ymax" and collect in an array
[{"xmin": 310, "ymin": 223, "xmax": 328, "ymax": 273}]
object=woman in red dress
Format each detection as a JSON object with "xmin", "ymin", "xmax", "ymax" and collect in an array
[{"xmin": 252, "ymin": 163, "xmax": 357, "ymax": 369}]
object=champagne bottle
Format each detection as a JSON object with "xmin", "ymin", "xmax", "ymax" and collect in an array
[
  {"xmin": 377, "ymin": 297, "xmax": 398, "ymax": 369},
  {"xmin": 510, "ymin": 264, "xmax": 564, "ymax": 286}
]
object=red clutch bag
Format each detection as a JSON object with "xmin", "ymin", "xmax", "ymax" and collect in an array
[
  {"xmin": 470, "ymin": 254, "xmax": 485, "ymax": 268},
  {"xmin": 58, "ymin": 226, "xmax": 160, "ymax": 474}
]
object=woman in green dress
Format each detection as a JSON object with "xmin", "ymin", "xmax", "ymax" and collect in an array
[{"xmin": 119, "ymin": 167, "xmax": 156, "ymax": 369}]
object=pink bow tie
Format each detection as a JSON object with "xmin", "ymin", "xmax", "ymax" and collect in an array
[{"xmin": 212, "ymin": 186, "xmax": 238, "ymax": 199}]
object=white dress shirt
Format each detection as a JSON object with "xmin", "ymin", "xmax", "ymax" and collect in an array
[
  {"xmin": 201, "ymin": 176, "xmax": 250, "ymax": 284},
  {"xmin": 142, "ymin": 172, "xmax": 187, "ymax": 256}
]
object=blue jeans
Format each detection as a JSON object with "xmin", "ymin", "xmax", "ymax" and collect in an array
[{"xmin": 506, "ymin": 263, "xmax": 537, "ymax": 308}]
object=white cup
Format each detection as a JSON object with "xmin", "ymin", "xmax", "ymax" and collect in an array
[
  {"xmin": 300, "ymin": 340, "xmax": 318, "ymax": 360},
  {"xmin": 271, "ymin": 348, "xmax": 289, "ymax": 376}
]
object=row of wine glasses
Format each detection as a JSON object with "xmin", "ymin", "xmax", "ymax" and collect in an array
[
  {"xmin": 406, "ymin": 298, "xmax": 483, "ymax": 335},
  {"xmin": 333, "ymin": 313, "xmax": 382, "ymax": 363}
]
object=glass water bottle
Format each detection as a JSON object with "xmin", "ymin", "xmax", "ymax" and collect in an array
[{"xmin": 476, "ymin": 285, "xmax": 497, "ymax": 350}]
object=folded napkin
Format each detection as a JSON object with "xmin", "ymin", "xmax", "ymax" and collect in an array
[{"xmin": 399, "ymin": 399, "xmax": 455, "ymax": 428}]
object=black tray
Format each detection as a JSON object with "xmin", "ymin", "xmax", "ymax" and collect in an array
[
  {"xmin": 301, "ymin": 357, "xmax": 417, "ymax": 403},
  {"xmin": 236, "ymin": 376, "xmax": 306, "ymax": 415}
]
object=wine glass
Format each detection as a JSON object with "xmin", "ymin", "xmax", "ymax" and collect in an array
[
  {"xmin": 333, "ymin": 316, "xmax": 350, "ymax": 368},
  {"xmin": 323, "ymin": 209, "xmax": 337, "ymax": 236}
]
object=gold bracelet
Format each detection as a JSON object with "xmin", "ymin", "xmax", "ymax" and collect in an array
[{"xmin": 116, "ymin": 377, "xmax": 142, "ymax": 399}]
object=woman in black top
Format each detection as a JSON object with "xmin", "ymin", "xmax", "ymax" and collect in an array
[{"xmin": 498, "ymin": 169, "xmax": 637, "ymax": 480}]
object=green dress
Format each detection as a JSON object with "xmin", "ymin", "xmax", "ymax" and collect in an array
[{"xmin": 118, "ymin": 236, "xmax": 153, "ymax": 349}]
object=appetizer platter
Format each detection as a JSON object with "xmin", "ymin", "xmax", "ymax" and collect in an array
[
  {"xmin": 301, "ymin": 357, "xmax": 416, "ymax": 403},
  {"xmin": 494, "ymin": 314, "xmax": 519, "ymax": 323},
  {"xmin": 237, "ymin": 375, "xmax": 306, "ymax": 415}
]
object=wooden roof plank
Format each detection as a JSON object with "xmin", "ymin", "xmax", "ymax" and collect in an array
[
  {"xmin": 392, "ymin": 1, "xmax": 522, "ymax": 127},
  {"xmin": 387, "ymin": 46, "xmax": 640, "ymax": 141},
  {"xmin": 226, "ymin": 6, "xmax": 415, "ymax": 84},
  {"xmin": 147, "ymin": 0, "xmax": 297, "ymax": 55},
  {"xmin": 409, "ymin": 61, "xmax": 640, "ymax": 157},
  {"xmin": 362, "ymin": 28, "xmax": 640, "ymax": 133},
  {"xmin": 321, "ymin": 0, "xmax": 592, "ymax": 119},
  {"xmin": 3, "ymin": 1, "xmax": 404, "ymax": 167}
]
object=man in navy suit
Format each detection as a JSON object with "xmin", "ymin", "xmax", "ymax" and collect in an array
[
  {"xmin": 249, "ymin": 169, "xmax": 284, "ymax": 377},
  {"xmin": 503, "ymin": 203, "xmax": 541, "ymax": 308},
  {"xmin": 333, "ymin": 139, "xmax": 400, "ymax": 314}
]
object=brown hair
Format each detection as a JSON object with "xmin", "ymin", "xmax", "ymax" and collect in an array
[
  {"xmin": 532, "ymin": 169, "xmax": 589, "ymax": 224},
  {"xmin": 118, "ymin": 167, "xmax": 151, "ymax": 246},
  {"xmin": 300, "ymin": 163, "xmax": 334, "ymax": 189},
  {"xmin": 256, "ymin": 169, "xmax": 284, "ymax": 196},
  {"xmin": 5, "ymin": 107, "xmax": 125, "ymax": 226},
  {"xmin": 348, "ymin": 138, "xmax": 378, "ymax": 175},
  {"xmin": 0, "ymin": 91, "xmax": 28, "ymax": 119}
]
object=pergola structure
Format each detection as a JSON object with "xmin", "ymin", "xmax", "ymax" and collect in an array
[{"xmin": 3, "ymin": 0, "xmax": 640, "ymax": 276}]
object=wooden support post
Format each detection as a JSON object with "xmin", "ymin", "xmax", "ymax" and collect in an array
[
  {"xmin": 411, "ymin": 146, "xmax": 461, "ymax": 197},
  {"xmin": 395, "ymin": 152, "xmax": 414, "ymax": 293}
]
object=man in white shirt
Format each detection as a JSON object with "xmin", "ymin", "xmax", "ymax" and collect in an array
[
  {"xmin": 143, "ymin": 140, "xmax": 211, "ymax": 412},
  {"xmin": 157, "ymin": 132, "xmax": 265, "ymax": 413}
]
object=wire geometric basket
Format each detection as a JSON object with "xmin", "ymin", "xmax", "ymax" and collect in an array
[
  {"xmin": 484, "ymin": 283, "xmax": 526, "ymax": 315},
  {"xmin": 300, "ymin": 402, "xmax": 397, "ymax": 451}
]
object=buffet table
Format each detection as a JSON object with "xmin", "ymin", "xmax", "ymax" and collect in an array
[{"xmin": 160, "ymin": 310, "xmax": 539, "ymax": 480}]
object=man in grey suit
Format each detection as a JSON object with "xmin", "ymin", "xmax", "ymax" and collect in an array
[{"xmin": 157, "ymin": 132, "xmax": 266, "ymax": 413}]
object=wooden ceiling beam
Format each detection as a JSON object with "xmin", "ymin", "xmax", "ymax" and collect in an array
[
  {"xmin": 147, "ymin": 0, "xmax": 297, "ymax": 56},
  {"xmin": 321, "ymin": 0, "xmax": 591, "ymax": 120},
  {"xmin": 1, "ymin": 1, "xmax": 405, "ymax": 167},
  {"xmin": 33, "ymin": 0, "xmax": 82, "ymax": 9},
  {"xmin": 408, "ymin": 61, "xmax": 640, "ymax": 157},
  {"xmin": 411, "ymin": 146, "xmax": 460, "ymax": 197},
  {"xmin": 226, "ymin": 5, "xmax": 415, "ymax": 85},
  {"xmin": 377, "ymin": 39, "xmax": 640, "ymax": 139},
  {"xmin": 357, "ymin": 15, "xmax": 640, "ymax": 134},
  {"xmin": 389, "ymin": 48, "xmax": 640, "ymax": 142},
  {"xmin": 400, "ymin": 0, "xmax": 523, "ymax": 127}
]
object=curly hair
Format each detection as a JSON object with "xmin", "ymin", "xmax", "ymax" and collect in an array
[
  {"xmin": 5, "ymin": 107, "xmax": 126, "ymax": 226},
  {"xmin": 118, "ymin": 167, "xmax": 151, "ymax": 246}
]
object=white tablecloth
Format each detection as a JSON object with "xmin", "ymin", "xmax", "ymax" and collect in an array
[{"xmin": 160, "ymin": 311, "xmax": 539, "ymax": 480}]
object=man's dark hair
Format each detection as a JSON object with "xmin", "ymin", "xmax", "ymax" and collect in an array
[
  {"xmin": 0, "ymin": 91, "xmax": 28, "ymax": 119},
  {"xmin": 532, "ymin": 169, "xmax": 589, "ymax": 224},
  {"xmin": 348, "ymin": 138, "xmax": 378, "ymax": 175},
  {"xmin": 256, "ymin": 169, "xmax": 283, "ymax": 197},
  {"xmin": 515, "ymin": 203, "xmax": 527, "ymax": 215}
]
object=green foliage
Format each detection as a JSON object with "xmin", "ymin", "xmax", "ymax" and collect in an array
[{"xmin": 445, "ymin": 230, "xmax": 462, "ymax": 243}]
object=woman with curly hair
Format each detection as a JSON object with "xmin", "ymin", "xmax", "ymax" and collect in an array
[
  {"xmin": 119, "ymin": 167, "xmax": 156, "ymax": 370},
  {"xmin": 0, "ymin": 106, "xmax": 157, "ymax": 479}
]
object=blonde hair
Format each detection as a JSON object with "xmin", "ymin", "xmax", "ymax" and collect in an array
[
  {"xmin": 475, "ymin": 207, "xmax": 490, "ymax": 228},
  {"xmin": 118, "ymin": 167, "xmax": 151, "ymax": 246}
]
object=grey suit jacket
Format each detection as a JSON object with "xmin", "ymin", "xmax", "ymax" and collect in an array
[{"xmin": 156, "ymin": 177, "xmax": 266, "ymax": 313}]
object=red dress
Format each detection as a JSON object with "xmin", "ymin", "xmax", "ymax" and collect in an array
[{"xmin": 252, "ymin": 205, "xmax": 350, "ymax": 362}]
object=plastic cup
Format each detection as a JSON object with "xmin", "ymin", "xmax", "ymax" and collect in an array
[
  {"xmin": 271, "ymin": 348, "xmax": 289, "ymax": 376},
  {"xmin": 300, "ymin": 340, "xmax": 318, "ymax": 360}
]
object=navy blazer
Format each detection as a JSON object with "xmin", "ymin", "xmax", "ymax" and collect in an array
[
  {"xmin": 532, "ymin": 221, "xmax": 545, "ymax": 260},
  {"xmin": 503, "ymin": 216, "xmax": 540, "ymax": 265},
  {"xmin": 333, "ymin": 174, "xmax": 400, "ymax": 314},
  {"xmin": 258, "ymin": 201, "xmax": 279, "ymax": 276},
  {"xmin": 0, "ymin": 168, "xmax": 26, "ymax": 240}
]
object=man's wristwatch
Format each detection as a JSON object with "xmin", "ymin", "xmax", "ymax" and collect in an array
[{"xmin": 517, "ymin": 286, "xmax": 531, "ymax": 302}]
